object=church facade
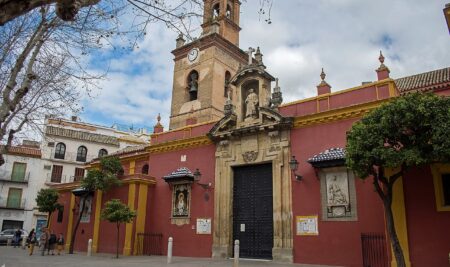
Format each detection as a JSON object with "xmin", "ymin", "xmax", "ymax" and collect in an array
[{"xmin": 49, "ymin": 1, "xmax": 450, "ymax": 266}]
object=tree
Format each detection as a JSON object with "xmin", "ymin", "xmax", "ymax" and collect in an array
[
  {"xmin": 346, "ymin": 93, "xmax": 450, "ymax": 267},
  {"xmin": 101, "ymin": 199, "xmax": 136, "ymax": 258},
  {"xmin": 36, "ymin": 188, "xmax": 61, "ymax": 227},
  {"xmin": 69, "ymin": 156, "xmax": 123, "ymax": 254}
]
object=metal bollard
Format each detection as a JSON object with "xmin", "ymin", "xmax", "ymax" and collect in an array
[
  {"xmin": 233, "ymin": 240, "xmax": 239, "ymax": 267},
  {"xmin": 6, "ymin": 238, "xmax": 11, "ymax": 247},
  {"xmin": 167, "ymin": 237, "xmax": 173, "ymax": 264},
  {"xmin": 87, "ymin": 239, "xmax": 92, "ymax": 256},
  {"xmin": 22, "ymin": 236, "xmax": 26, "ymax": 249}
]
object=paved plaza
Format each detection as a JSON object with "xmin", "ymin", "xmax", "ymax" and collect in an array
[{"xmin": 0, "ymin": 246, "xmax": 339, "ymax": 267}]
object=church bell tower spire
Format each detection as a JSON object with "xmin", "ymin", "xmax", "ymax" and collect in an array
[{"xmin": 202, "ymin": 0, "xmax": 241, "ymax": 46}]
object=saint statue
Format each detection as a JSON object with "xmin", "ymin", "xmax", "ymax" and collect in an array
[{"xmin": 245, "ymin": 89, "xmax": 259, "ymax": 119}]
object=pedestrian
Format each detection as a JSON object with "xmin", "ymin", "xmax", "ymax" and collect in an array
[
  {"xmin": 39, "ymin": 228, "xmax": 49, "ymax": 256},
  {"xmin": 13, "ymin": 229, "xmax": 21, "ymax": 248},
  {"xmin": 27, "ymin": 228, "xmax": 35, "ymax": 247},
  {"xmin": 48, "ymin": 231, "xmax": 57, "ymax": 255},
  {"xmin": 28, "ymin": 232, "xmax": 37, "ymax": 256},
  {"xmin": 56, "ymin": 233, "xmax": 64, "ymax": 255}
]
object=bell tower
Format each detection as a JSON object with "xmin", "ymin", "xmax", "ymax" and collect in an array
[
  {"xmin": 168, "ymin": 0, "xmax": 247, "ymax": 130},
  {"xmin": 202, "ymin": 0, "xmax": 241, "ymax": 46}
]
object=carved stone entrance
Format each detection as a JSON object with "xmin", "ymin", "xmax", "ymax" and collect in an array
[
  {"xmin": 233, "ymin": 163, "xmax": 273, "ymax": 259},
  {"xmin": 209, "ymin": 52, "xmax": 293, "ymax": 262}
]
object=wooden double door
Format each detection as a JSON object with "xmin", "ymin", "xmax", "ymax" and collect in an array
[{"xmin": 233, "ymin": 163, "xmax": 273, "ymax": 260}]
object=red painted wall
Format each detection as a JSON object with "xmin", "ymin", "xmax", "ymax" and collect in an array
[
  {"xmin": 289, "ymin": 118, "xmax": 386, "ymax": 267},
  {"xmin": 97, "ymin": 185, "xmax": 129, "ymax": 254},
  {"xmin": 50, "ymin": 191, "xmax": 71, "ymax": 238},
  {"xmin": 146, "ymin": 144, "xmax": 216, "ymax": 257},
  {"xmin": 403, "ymin": 166, "xmax": 450, "ymax": 267}
]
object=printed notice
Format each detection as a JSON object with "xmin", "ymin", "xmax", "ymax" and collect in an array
[
  {"xmin": 196, "ymin": 218, "xmax": 211, "ymax": 235},
  {"xmin": 296, "ymin": 215, "xmax": 319, "ymax": 236}
]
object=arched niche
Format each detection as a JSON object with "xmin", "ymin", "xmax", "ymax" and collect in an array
[{"xmin": 241, "ymin": 79, "xmax": 260, "ymax": 121}]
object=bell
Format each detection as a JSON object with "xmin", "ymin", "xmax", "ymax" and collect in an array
[{"xmin": 189, "ymin": 82, "xmax": 198, "ymax": 92}]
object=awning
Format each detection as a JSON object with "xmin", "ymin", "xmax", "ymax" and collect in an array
[
  {"xmin": 307, "ymin": 148, "xmax": 346, "ymax": 168},
  {"xmin": 162, "ymin": 167, "xmax": 195, "ymax": 184}
]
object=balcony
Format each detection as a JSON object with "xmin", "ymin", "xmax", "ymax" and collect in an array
[
  {"xmin": 45, "ymin": 173, "xmax": 69, "ymax": 184},
  {"xmin": 0, "ymin": 198, "xmax": 26, "ymax": 210},
  {"xmin": 51, "ymin": 152, "xmax": 98, "ymax": 163},
  {"xmin": 0, "ymin": 170, "xmax": 29, "ymax": 184}
]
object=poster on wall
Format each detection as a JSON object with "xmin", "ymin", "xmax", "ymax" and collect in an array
[
  {"xmin": 80, "ymin": 195, "xmax": 93, "ymax": 223},
  {"xmin": 296, "ymin": 215, "xmax": 319, "ymax": 236},
  {"xmin": 196, "ymin": 218, "xmax": 211, "ymax": 234}
]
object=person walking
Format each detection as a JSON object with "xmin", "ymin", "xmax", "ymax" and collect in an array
[
  {"xmin": 39, "ymin": 228, "xmax": 49, "ymax": 256},
  {"xmin": 48, "ymin": 231, "xmax": 57, "ymax": 255},
  {"xmin": 13, "ymin": 229, "xmax": 21, "ymax": 248},
  {"xmin": 27, "ymin": 229, "xmax": 35, "ymax": 247},
  {"xmin": 28, "ymin": 232, "xmax": 37, "ymax": 256},
  {"xmin": 56, "ymin": 233, "xmax": 64, "ymax": 255}
]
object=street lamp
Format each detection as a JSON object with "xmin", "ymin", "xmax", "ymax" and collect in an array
[
  {"xmin": 193, "ymin": 168, "xmax": 212, "ymax": 189},
  {"xmin": 289, "ymin": 156, "xmax": 303, "ymax": 181}
]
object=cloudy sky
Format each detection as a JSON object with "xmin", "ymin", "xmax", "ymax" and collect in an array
[{"xmin": 79, "ymin": 0, "xmax": 450, "ymax": 131}]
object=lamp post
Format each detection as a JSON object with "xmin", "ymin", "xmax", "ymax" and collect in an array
[{"xmin": 193, "ymin": 168, "xmax": 212, "ymax": 189}]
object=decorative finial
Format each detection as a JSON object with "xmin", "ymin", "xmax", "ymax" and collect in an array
[
  {"xmin": 379, "ymin": 50, "xmax": 385, "ymax": 64},
  {"xmin": 154, "ymin": 113, "xmax": 163, "ymax": 129},
  {"xmin": 320, "ymin": 68, "xmax": 326, "ymax": 81},
  {"xmin": 157, "ymin": 113, "xmax": 161, "ymax": 123}
]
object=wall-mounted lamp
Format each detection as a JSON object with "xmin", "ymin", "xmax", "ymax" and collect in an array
[
  {"xmin": 193, "ymin": 168, "xmax": 213, "ymax": 189},
  {"xmin": 289, "ymin": 156, "xmax": 303, "ymax": 181}
]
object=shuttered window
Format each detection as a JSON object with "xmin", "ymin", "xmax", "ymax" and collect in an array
[
  {"xmin": 7, "ymin": 188, "xmax": 22, "ymax": 208},
  {"xmin": 11, "ymin": 162, "xmax": 26, "ymax": 182},
  {"xmin": 51, "ymin": 165, "xmax": 63, "ymax": 183},
  {"xmin": 74, "ymin": 168, "xmax": 85, "ymax": 182}
]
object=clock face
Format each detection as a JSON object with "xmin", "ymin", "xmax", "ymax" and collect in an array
[{"xmin": 188, "ymin": 48, "xmax": 199, "ymax": 62}]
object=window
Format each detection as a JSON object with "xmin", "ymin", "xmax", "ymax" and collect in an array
[
  {"xmin": 212, "ymin": 3, "xmax": 220, "ymax": 19},
  {"xmin": 57, "ymin": 207, "xmax": 64, "ymax": 223},
  {"xmin": 98, "ymin": 149, "xmax": 108, "ymax": 158},
  {"xmin": 76, "ymin": 146, "xmax": 87, "ymax": 162},
  {"xmin": 224, "ymin": 71, "xmax": 231, "ymax": 98},
  {"xmin": 1, "ymin": 220, "xmax": 23, "ymax": 231},
  {"xmin": 187, "ymin": 70, "xmax": 199, "ymax": 101},
  {"xmin": 11, "ymin": 162, "xmax": 26, "ymax": 182},
  {"xmin": 7, "ymin": 188, "xmax": 22, "ymax": 209},
  {"xmin": 74, "ymin": 168, "xmax": 85, "ymax": 182},
  {"xmin": 442, "ymin": 174, "xmax": 450, "ymax": 206},
  {"xmin": 54, "ymin": 143, "xmax": 66, "ymax": 159},
  {"xmin": 226, "ymin": 4, "xmax": 232, "ymax": 19},
  {"xmin": 318, "ymin": 167, "xmax": 357, "ymax": 221},
  {"xmin": 51, "ymin": 165, "xmax": 63, "ymax": 183},
  {"xmin": 142, "ymin": 164, "xmax": 149, "ymax": 175},
  {"xmin": 431, "ymin": 164, "xmax": 450, "ymax": 211}
]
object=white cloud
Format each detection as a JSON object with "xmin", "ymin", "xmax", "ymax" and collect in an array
[{"xmin": 80, "ymin": 0, "xmax": 450, "ymax": 129}]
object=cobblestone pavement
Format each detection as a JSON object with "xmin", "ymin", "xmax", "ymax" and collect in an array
[{"xmin": 0, "ymin": 246, "xmax": 338, "ymax": 267}]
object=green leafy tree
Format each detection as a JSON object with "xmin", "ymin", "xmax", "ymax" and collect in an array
[
  {"xmin": 36, "ymin": 188, "xmax": 61, "ymax": 227},
  {"xmin": 346, "ymin": 93, "xmax": 450, "ymax": 267},
  {"xmin": 69, "ymin": 156, "xmax": 123, "ymax": 254},
  {"xmin": 101, "ymin": 199, "xmax": 136, "ymax": 258}
]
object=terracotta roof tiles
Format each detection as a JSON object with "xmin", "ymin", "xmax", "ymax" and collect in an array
[{"xmin": 395, "ymin": 67, "xmax": 450, "ymax": 94}]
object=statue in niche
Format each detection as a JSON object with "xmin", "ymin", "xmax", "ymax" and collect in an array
[
  {"xmin": 327, "ymin": 175, "xmax": 348, "ymax": 205},
  {"xmin": 245, "ymin": 89, "xmax": 259, "ymax": 120}
]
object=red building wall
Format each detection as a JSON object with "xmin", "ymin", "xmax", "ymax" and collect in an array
[
  {"xmin": 97, "ymin": 185, "xmax": 129, "ymax": 254},
  {"xmin": 146, "ymin": 144, "xmax": 216, "ymax": 257},
  {"xmin": 403, "ymin": 166, "xmax": 450, "ymax": 267},
  {"xmin": 50, "ymin": 191, "xmax": 71, "ymax": 237},
  {"xmin": 289, "ymin": 118, "xmax": 386, "ymax": 266}
]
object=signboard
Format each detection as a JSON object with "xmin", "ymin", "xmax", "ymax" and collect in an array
[
  {"xmin": 196, "ymin": 218, "xmax": 211, "ymax": 235},
  {"xmin": 296, "ymin": 215, "xmax": 319, "ymax": 236}
]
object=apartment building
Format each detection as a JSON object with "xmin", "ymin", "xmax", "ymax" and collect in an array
[
  {"xmin": 42, "ymin": 116, "xmax": 150, "ymax": 184},
  {"xmin": 0, "ymin": 141, "xmax": 47, "ymax": 232}
]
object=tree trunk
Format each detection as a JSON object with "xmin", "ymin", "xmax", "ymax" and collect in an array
[
  {"xmin": 46, "ymin": 212, "xmax": 52, "ymax": 228},
  {"xmin": 116, "ymin": 223, "xmax": 119, "ymax": 259},
  {"xmin": 69, "ymin": 195, "xmax": 87, "ymax": 254},
  {"xmin": 383, "ymin": 195, "xmax": 406, "ymax": 267}
]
